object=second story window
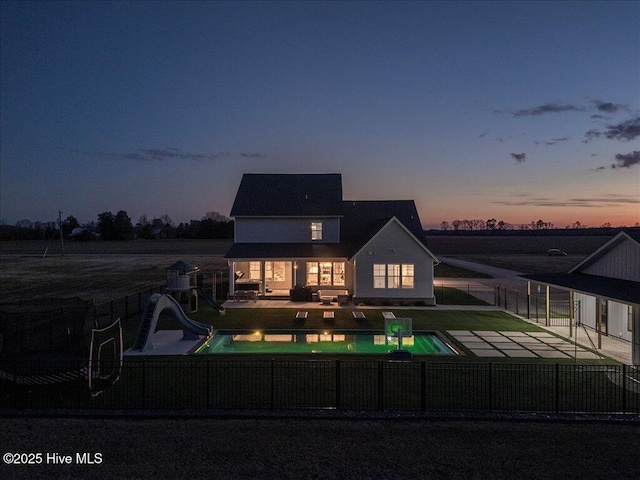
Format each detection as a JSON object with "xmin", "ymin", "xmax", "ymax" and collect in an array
[{"xmin": 311, "ymin": 221, "xmax": 322, "ymax": 241}]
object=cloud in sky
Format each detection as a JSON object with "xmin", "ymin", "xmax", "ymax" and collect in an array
[
  {"xmin": 118, "ymin": 148, "xmax": 266, "ymax": 161},
  {"xmin": 494, "ymin": 193, "xmax": 639, "ymax": 208},
  {"xmin": 534, "ymin": 137, "xmax": 569, "ymax": 146},
  {"xmin": 511, "ymin": 103, "xmax": 582, "ymax": 117},
  {"xmin": 591, "ymin": 151, "xmax": 640, "ymax": 171},
  {"xmin": 591, "ymin": 100, "xmax": 629, "ymax": 113},
  {"xmin": 584, "ymin": 116, "xmax": 640, "ymax": 143},
  {"xmin": 510, "ymin": 152, "xmax": 526, "ymax": 163},
  {"xmin": 604, "ymin": 116, "xmax": 640, "ymax": 141},
  {"xmin": 612, "ymin": 151, "xmax": 640, "ymax": 169}
]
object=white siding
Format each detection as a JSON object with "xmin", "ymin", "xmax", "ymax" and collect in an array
[
  {"xmin": 575, "ymin": 292, "xmax": 596, "ymax": 329},
  {"xmin": 608, "ymin": 301, "xmax": 633, "ymax": 342},
  {"xmin": 353, "ymin": 221, "xmax": 434, "ymax": 300},
  {"xmin": 580, "ymin": 238, "xmax": 640, "ymax": 281},
  {"xmin": 234, "ymin": 217, "xmax": 340, "ymax": 243}
]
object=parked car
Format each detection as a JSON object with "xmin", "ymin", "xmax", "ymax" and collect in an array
[{"xmin": 547, "ymin": 248, "xmax": 567, "ymax": 256}]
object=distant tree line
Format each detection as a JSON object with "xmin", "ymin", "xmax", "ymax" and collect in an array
[
  {"xmin": 438, "ymin": 219, "xmax": 638, "ymax": 232},
  {"xmin": 0, "ymin": 211, "xmax": 233, "ymax": 241}
]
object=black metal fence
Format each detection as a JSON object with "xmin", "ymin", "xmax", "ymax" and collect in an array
[
  {"xmin": 494, "ymin": 286, "xmax": 572, "ymax": 326},
  {"xmin": 91, "ymin": 275, "xmax": 229, "ymax": 325},
  {"xmin": 2, "ymin": 359, "xmax": 639, "ymax": 415},
  {"xmin": 434, "ymin": 284, "xmax": 494, "ymax": 306},
  {"xmin": 92, "ymin": 284, "xmax": 166, "ymax": 325}
]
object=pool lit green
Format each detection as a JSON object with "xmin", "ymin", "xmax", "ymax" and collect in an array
[{"xmin": 197, "ymin": 331, "xmax": 456, "ymax": 355}]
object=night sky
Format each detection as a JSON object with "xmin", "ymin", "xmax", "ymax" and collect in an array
[{"xmin": 1, "ymin": 1, "xmax": 638, "ymax": 228}]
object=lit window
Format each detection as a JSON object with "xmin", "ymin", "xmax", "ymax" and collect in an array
[
  {"xmin": 373, "ymin": 263, "xmax": 414, "ymax": 289},
  {"xmin": 311, "ymin": 221, "xmax": 322, "ymax": 240},
  {"xmin": 333, "ymin": 262, "xmax": 345, "ymax": 286},
  {"xmin": 373, "ymin": 264, "xmax": 386, "ymax": 288},
  {"xmin": 307, "ymin": 261, "xmax": 344, "ymax": 286},
  {"xmin": 264, "ymin": 262, "xmax": 273, "ymax": 280},
  {"xmin": 388, "ymin": 264, "xmax": 400, "ymax": 288},
  {"xmin": 273, "ymin": 262, "xmax": 286, "ymax": 282},
  {"xmin": 402, "ymin": 264, "xmax": 414, "ymax": 289},
  {"xmin": 249, "ymin": 261, "xmax": 261, "ymax": 280},
  {"xmin": 306, "ymin": 262, "xmax": 319, "ymax": 286},
  {"xmin": 320, "ymin": 262, "xmax": 332, "ymax": 285}
]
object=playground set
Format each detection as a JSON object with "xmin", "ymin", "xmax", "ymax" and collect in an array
[{"xmin": 127, "ymin": 260, "xmax": 224, "ymax": 354}]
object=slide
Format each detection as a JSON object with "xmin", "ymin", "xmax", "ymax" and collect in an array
[
  {"xmin": 131, "ymin": 294, "xmax": 214, "ymax": 352},
  {"xmin": 196, "ymin": 286, "xmax": 225, "ymax": 314}
]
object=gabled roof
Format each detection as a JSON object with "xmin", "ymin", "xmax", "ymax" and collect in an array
[
  {"xmin": 520, "ymin": 228, "xmax": 640, "ymax": 306},
  {"xmin": 348, "ymin": 216, "xmax": 439, "ymax": 263},
  {"xmin": 569, "ymin": 229, "xmax": 640, "ymax": 273},
  {"xmin": 340, "ymin": 200, "xmax": 437, "ymax": 261},
  {"xmin": 230, "ymin": 173, "xmax": 343, "ymax": 217}
]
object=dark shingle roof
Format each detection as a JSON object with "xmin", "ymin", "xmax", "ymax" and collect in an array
[
  {"xmin": 340, "ymin": 200, "xmax": 427, "ymax": 253},
  {"xmin": 230, "ymin": 174, "xmax": 343, "ymax": 217},
  {"xmin": 225, "ymin": 243, "xmax": 351, "ymax": 259},
  {"xmin": 520, "ymin": 272, "xmax": 640, "ymax": 306}
]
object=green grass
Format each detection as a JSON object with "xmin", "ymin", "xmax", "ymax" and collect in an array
[{"xmin": 434, "ymin": 262, "xmax": 492, "ymax": 278}]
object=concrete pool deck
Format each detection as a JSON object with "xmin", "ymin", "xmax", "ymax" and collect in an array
[{"xmin": 125, "ymin": 300, "xmax": 632, "ymax": 363}]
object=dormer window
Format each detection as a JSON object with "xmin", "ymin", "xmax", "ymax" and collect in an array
[{"xmin": 311, "ymin": 221, "xmax": 322, "ymax": 241}]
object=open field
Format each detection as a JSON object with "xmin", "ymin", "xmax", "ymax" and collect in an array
[{"xmin": 0, "ymin": 235, "xmax": 610, "ymax": 302}]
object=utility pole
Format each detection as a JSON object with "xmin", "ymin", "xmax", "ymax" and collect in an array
[{"xmin": 58, "ymin": 210, "xmax": 65, "ymax": 256}]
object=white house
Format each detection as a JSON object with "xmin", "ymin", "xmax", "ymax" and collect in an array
[
  {"xmin": 225, "ymin": 173, "xmax": 439, "ymax": 304},
  {"xmin": 522, "ymin": 230, "xmax": 640, "ymax": 365}
]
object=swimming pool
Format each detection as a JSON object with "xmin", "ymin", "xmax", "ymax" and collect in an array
[{"xmin": 196, "ymin": 330, "xmax": 457, "ymax": 355}]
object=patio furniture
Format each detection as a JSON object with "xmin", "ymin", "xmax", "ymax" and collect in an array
[
  {"xmin": 323, "ymin": 311, "xmax": 335, "ymax": 320},
  {"xmin": 318, "ymin": 289, "xmax": 349, "ymax": 304},
  {"xmin": 296, "ymin": 311, "xmax": 308, "ymax": 320},
  {"xmin": 352, "ymin": 311, "xmax": 366, "ymax": 319}
]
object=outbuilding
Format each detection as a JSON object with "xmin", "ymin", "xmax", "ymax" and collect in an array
[{"xmin": 521, "ymin": 230, "xmax": 640, "ymax": 365}]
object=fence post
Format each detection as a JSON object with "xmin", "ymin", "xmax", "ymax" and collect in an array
[
  {"xmin": 527, "ymin": 294, "xmax": 530, "ymax": 319},
  {"xmin": 622, "ymin": 364, "xmax": 626, "ymax": 415},
  {"xmin": 335, "ymin": 360, "xmax": 341, "ymax": 410},
  {"xmin": 421, "ymin": 361, "xmax": 426, "ymax": 411},
  {"xmin": 206, "ymin": 360, "xmax": 210, "ymax": 409},
  {"xmin": 270, "ymin": 359, "xmax": 275, "ymax": 410},
  {"xmin": 141, "ymin": 358, "xmax": 146, "ymax": 409},
  {"xmin": 378, "ymin": 361, "xmax": 384, "ymax": 410},
  {"xmin": 555, "ymin": 363, "xmax": 560, "ymax": 413},
  {"xmin": 488, "ymin": 363, "xmax": 492, "ymax": 412}
]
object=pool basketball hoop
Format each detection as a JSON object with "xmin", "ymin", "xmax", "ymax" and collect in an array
[{"xmin": 385, "ymin": 318, "xmax": 412, "ymax": 357}]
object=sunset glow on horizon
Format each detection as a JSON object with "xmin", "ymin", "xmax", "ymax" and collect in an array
[{"xmin": 1, "ymin": 1, "xmax": 638, "ymax": 229}]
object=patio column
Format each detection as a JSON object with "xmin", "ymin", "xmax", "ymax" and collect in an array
[
  {"xmin": 632, "ymin": 306, "xmax": 640, "ymax": 366},
  {"xmin": 569, "ymin": 290, "xmax": 574, "ymax": 338},
  {"xmin": 545, "ymin": 285, "xmax": 550, "ymax": 327},
  {"xmin": 229, "ymin": 261, "xmax": 236, "ymax": 298},
  {"xmin": 596, "ymin": 296, "xmax": 602, "ymax": 350}
]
